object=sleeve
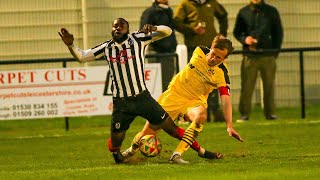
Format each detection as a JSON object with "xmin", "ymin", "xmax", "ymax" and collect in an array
[
  {"xmin": 271, "ymin": 8, "xmax": 284, "ymax": 50},
  {"xmin": 216, "ymin": 62, "xmax": 230, "ymax": 89},
  {"xmin": 233, "ymin": 10, "xmax": 247, "ymax": 45},
  {"xmin": 216, "ymin": 68, "xmax": 230, "ymax": 96},
  {"xmin": 173, "ymin": 2, "xmax": 198, "ymax": 35},
  {"xmin": 134, "ymin": 25, "xmax": 172, "ymax": 43},
  {"xmin": 214, "ymin": 2, "xmax": 228, "ymax": 37},
  {"xmin": 68, "ymin": 42, "xmax": 106, "ymax": 63}
]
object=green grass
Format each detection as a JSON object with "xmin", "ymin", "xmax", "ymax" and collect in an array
[{"xmin": 0, "ymin": 106, "xmax": 320, "ymax": 180}]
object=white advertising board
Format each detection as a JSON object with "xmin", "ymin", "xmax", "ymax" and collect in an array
[{"xmin": 0, "ymin": 64, "xmax": 162, "ymax": 120}]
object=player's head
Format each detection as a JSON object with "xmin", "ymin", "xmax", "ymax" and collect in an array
[
  {"xmin": 111, "ymin": 18, "xmax": 129, "ymax": 43},
  {"xmin": 207, "ymin": 35, "xmax": 234, "ymax": 66}
]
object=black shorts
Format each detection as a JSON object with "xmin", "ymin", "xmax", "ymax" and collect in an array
[{"xmin": 111, "ymin": 90, "xmax": 168, "ymax": 132}]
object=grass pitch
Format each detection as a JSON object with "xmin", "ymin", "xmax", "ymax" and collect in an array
[{"xmin": 0, "ymin": 106, "xmax": 320, "ymax": 180}]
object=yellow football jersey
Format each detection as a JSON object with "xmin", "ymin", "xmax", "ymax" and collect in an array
[{"xmin": 158, "ymin": 46, "xmax": 230, "ymax": 120}]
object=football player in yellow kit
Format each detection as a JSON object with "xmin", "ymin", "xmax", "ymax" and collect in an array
[{"xmin": 123, "ymin": 35, "xmax": 243, "ymax": 164}]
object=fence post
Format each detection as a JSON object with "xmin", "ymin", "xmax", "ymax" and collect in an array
[
  {"xmin": 299, "ymin": 51, "xmax": 306, "ymax": 119},
  {"xmin": 62, "ymin": 60, "xmax": 70, "ymax": 131}
]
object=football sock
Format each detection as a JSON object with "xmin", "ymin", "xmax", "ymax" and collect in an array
[
  {"xmin": 174, "ymin": 121, "xmax": 203, "ymax": 154},
  {"xmin": 176, "ymin": 127, "xmax": 201, "ymax": 151}
]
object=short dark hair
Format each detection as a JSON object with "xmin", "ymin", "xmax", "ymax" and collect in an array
[
  {"xmin": 211, "ymin": 35, "xmax": 234, "ymax": 58},
  {"xmin": 115, "ymin": 17, "xmax": 129, "ymax": 29}
]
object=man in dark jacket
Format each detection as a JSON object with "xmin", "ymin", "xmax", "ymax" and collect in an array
[
  {"xmin": 233, "ymin": 0, "xmax": 283, "ymax": 122},
  {"xmin": 140, "ymin": 0, "xmax": 178, "ymax": 92}
]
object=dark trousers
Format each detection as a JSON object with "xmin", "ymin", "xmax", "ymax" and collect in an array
[{"xmin": 239, "ymin": 55, "xmax": 276, "ymax": 118}]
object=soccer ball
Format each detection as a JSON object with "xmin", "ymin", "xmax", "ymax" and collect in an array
[{"xmin": 139, "ymin": 134, "xmax": 162, "ymax": 157}]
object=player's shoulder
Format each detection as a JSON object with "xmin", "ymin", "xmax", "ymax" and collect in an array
[
  {"xmin": 191, "ymin": 46, "xmax": 209, "ymax": 62},
  {"xmin": 199, "ymin": 46, "xmax": 210, "ymax": 54},
  {"xmin": 192, "ymin": 46, "xmax": 209, "ymax": 57},
  {"xmin": 91, "ymin": 40, "xmax": 112, "ymax": 49},
  {"xmin": 217, "ymin": 62, "xmax": 229, "ymax": 74}
]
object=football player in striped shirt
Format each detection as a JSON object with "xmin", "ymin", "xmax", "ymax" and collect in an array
[
  {"xmin": 123, "ymin": 35, "xmax": 244, "ymax": 164},
  {"xmin": 59, "ymin": 18, "xmax": 219, "ymax": 164}
]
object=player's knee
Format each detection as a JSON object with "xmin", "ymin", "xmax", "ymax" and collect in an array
[
  {"xmin": 194, "ymin": 112, "xmax": 207, "ymax": 124},
  {"xmin": 187, "ymin": 106, "xmax": 207, "ymax": 124}
]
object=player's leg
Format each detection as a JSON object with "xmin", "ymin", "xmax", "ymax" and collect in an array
[
  {"xmin": 125, "ymin": 94, "xmax": 220, "ymax": 162},
  {"xmin": 169, "ymin": 105, "xmax": 206, "ymax": 164},
  {"xmin": 123, "ymin": 116, "xmax": 220, "ymax": 160},
  {"xmin": 108, "ymin": 131, "xmax": 126, "ymax": 164},
  {"xmin": 121, "ymin": 91, "xmax": 172, "ymax": 161},
  {"xmin": 108, "ymin": 100, "xmax": 136, "ymax": 164},
  {"xmin": 137, "ymin": 95, "xmax": 189, "ymax": 163},
  {"xmin": 122, "ymin": 112, "xmax": 178, "ymax": 160},
  {"xmin": 122, "ymin": 121, "xmax": 159, "ymax": 160},
  {"xmin": 161, "ymin": 117, "xmax": 222, "ymax": 160}
]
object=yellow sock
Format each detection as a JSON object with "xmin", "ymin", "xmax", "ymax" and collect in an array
[{"xmin": 174, "ymin": 121, "xmax": 203, "ymax": 154}]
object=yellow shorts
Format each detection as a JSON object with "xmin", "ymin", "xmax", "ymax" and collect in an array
[{"xmin": 157, "ymin": 89, "xmax": 208, "ymax": 120}]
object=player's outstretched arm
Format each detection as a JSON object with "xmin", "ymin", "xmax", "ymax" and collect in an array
[
  {"xmin": 220, "ymin": 95, "xmax": 244, "ymax": 142},
  {"xmin": 139, "ymin": 24, "xmax": 172, "ymax": 42},
  {"xmin": 58, "ymin": 28, "xmax": 96, "ymax": 63}
]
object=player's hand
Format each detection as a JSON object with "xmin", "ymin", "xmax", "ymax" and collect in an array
[
  {"xmin": 227, "ymin": 127, "xmax": 244, "ymax": 142},
  {"xmin": 58, "ymin": 28, "xmax": 74, "ymax": 46},
  {"xmin": 140, "ymin": 24, "xmax": 157, "ymax": 35}
]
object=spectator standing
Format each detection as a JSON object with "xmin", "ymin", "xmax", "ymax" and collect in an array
[
  {"xmin": 233, "ymin": 0, "xmax": 283, "ymax": 122},
  {"xmin": 140, "ymin": 0, "xmax": 178, "ymax": 92},
  {"xmin": 173, "ymin": 0, "xmax": 228, "ymax": 122}
]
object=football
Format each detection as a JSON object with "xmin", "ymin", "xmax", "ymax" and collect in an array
[{"xmin": 139, "ymin": 134, "xmax": 162, "ymax": 157}]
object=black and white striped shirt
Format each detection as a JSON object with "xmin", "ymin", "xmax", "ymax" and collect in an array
[
  {"xmin": 93, "ymin": 34, "xmax": 149, "ymax": 97},
  {"xmin": 69, "ymin": 26, "xmax": 171, "ymax": 98}
]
